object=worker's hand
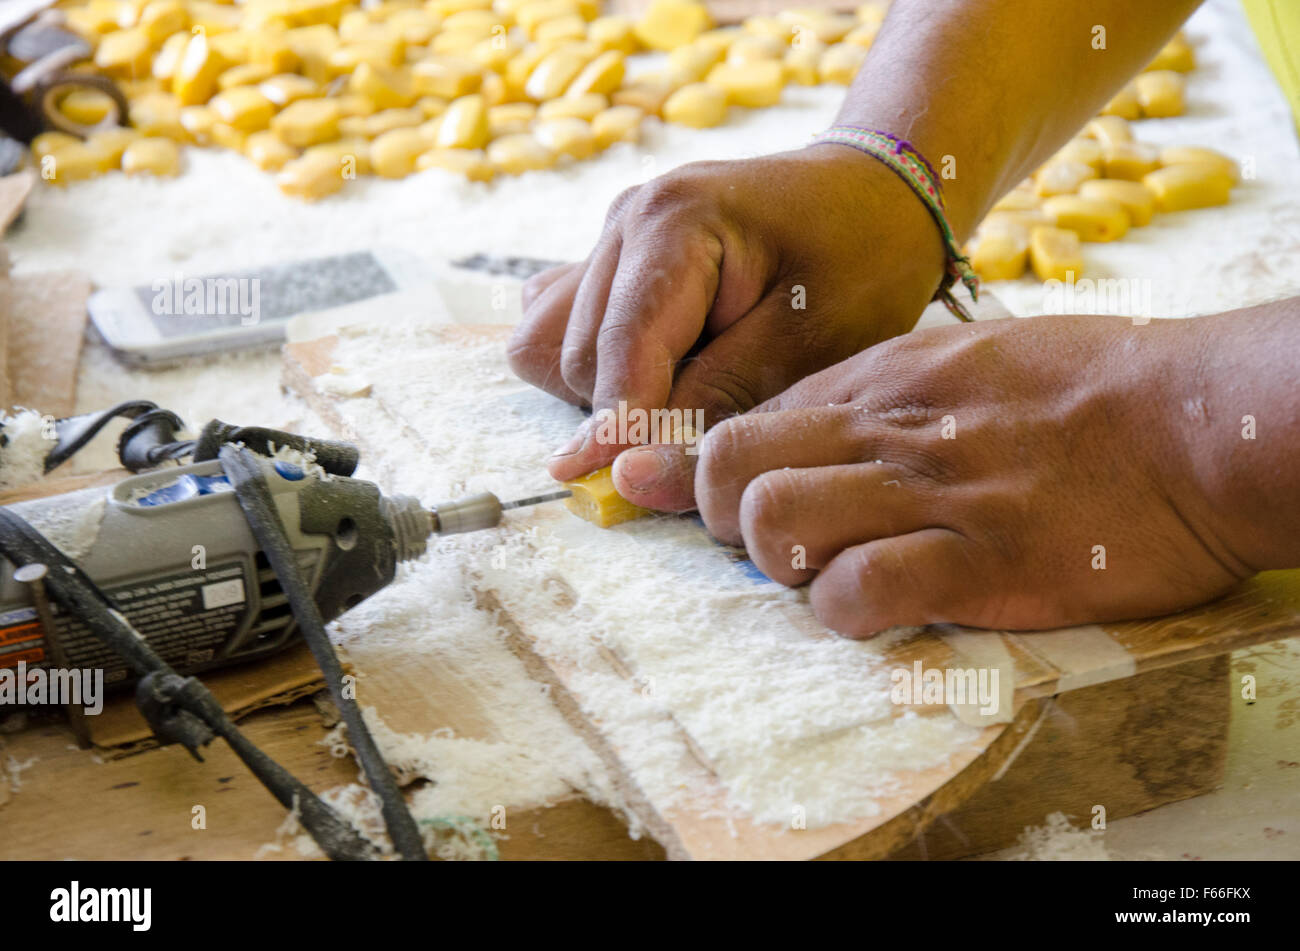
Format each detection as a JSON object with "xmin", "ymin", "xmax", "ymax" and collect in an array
[
  {"xmin": 690, "ymin": 314, "xmax": 1251, "ymax": 637},
  {"xmin": 507, "ymin": 145, "xmax": 947, "ymax": 507}
]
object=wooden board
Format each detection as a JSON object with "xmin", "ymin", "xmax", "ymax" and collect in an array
[
  {"xmin": 0, "ymin": 463, "xmax": 660, "ymax": 860},
  {"xmin": 1, "ymin": 268, "xmax": 90, "ymax": 417},
  {"xmin": 282, "ymin": 321, "xmax": 1300, "ymax": 859}
]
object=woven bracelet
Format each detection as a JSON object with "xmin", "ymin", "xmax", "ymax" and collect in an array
[{"xmin": 810, "ymin": 125, "xmax": 979, "ymax": 323}]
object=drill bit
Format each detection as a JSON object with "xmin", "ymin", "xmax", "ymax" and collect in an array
[
  {"xmin": 500, "ymin": 489, "xmax": 573, "ymax": 510},
  {"xmin": 429, "ymin": 488, "xmax": 572, "ymax": 535}
]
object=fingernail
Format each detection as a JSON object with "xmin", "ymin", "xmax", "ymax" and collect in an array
[
  {"xmin": 615, "ymin": 447, "xmax": 665, "ymax": 492},
  {"xmin": 551, "ymin": 419, "xmax": 591, "ymax": 459}
]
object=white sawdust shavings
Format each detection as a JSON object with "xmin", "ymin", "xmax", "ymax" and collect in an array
[
  {"xmin": 319, "ymin": 322, "xmax": 982, "ymax": 830},
  {"xmin": 998, "ymin": 812, "xmax": 1113, "ymax": 861},
  {"xmin": 0, "ymin": 409, "xmax": 52, "ymax": 491},
  {"xmin": 4, "ymin": 482, "xmax": 108, "ymax": 562},
  {"xmin": 263, "ymin": 540, "xmax": 631, "ymax": 858}
]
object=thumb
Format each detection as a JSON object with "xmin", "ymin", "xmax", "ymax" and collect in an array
[{"xmin": 613, "ymin": 295, "xmax": 837, "ymax": 511}]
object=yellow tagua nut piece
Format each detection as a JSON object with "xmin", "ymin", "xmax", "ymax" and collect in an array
[
  {"xmin": 58, "ymin": 89, "xmax": 118, "ymax": 127},
  {"xmin": 435, "ymin": 93, "xmax": 490, "ymax": 148},
  {"xmin": 525, "ymin": 50, "xmax": 588, "ymax": 101},
  {"xmin": 1146, "ymin": 36, "xmax": 1195, "ymax": 72},
  {"xmin": 1029, "ymin": 226, "xmax": 1084, "ymax": 283},
  {"xmin": 743, "ymin": 15, "xmax": 792, "ymax": 42},
  {"xmin": 139, "ymin": 0, "xmax": 188, "ymax": 45},
  {"xmin": 517, "ymin": 0, "xmax": 581, "ymax": 38},
  {"xmin": 663, "ymin": 82, "xmax": 727, "ymax": 128},
  {"xmin": 536, "ymin": 15, "xmax": 588, "ymax": 47},
  {"xmin": 819, "ymin": 42, "xmax": 868, "ymax": 84},
  {"xmin": 244, "ymin": 130, "xmax": 299, "ymax": 170},
  {"xmin": 416, "ymin": 146, "xmax": 496, "ymax": 181},
  {"xmin": 173, "ymin": 32, "xmax": 228, "ymax": 106},
  {"xmin": 94, "ymin": 27, "xmax": 153, "ymax": 79},
  {"xmin": 487, "ymin": 132, "xmax": 555, "ymax": 173},
  {"xmin": 534, "ymin": 116, "xmax": 595, "ymax": 159},
  {"xmin": 86, "ymin": 128, "xmax": 139, "ymax": 165},
  {"xmin": 179, "ymin": 104, "xmax": 218, "ymax": 143},
  {"xmin": 611, "ymin": 79, "xmax": 675, "ymax": 116},
  {"xmin": 991, "ymin": 185, "xmax": 1040, "ymax": 213},
  {"xmin": 478, "ymin": 70, "xmax": 507, "ymax": 106},
  {"xmin": 727, "ymin": 36, "xmax": 786, "ymax": 65},
  {"xmin": 427, "ymin": 0, "xmax": 492, "ymax": 16},
  {"xmin": 562, "ymin": 466, "xmax": 650, "ymax": 528},
  {"xmin": 783, "ymin": 45, "xmax": 823, "ymax": 86},
  {"xmin": 634, "ymin": 0, "xmax": 712, "ymax": 52},
  {"xmin": 364, "ymin": 107, "xmax": 426, "ymax": 137},
  {"xmin": 349, "ymin": 62, "xmax": 415, "ymax": 108},
  {"xmin": 1041, "ymin": 195, "xmax": 1130, "ymax": 242},
  {"xmin": 1100, "ymin": 83, "xmax": 1141, "ymax": 120},
  {"xmin": 41, "ymin": 142, "xmax": 114, "ymax": 184},
  {"xmin": 706, "ymin": 61, "xmax": 782, "ymax": 108},
  {"xmin": 248, "ymin": 31, "xmax": 302, "ymax": 75},
  {"xmin": 121, "ymin": 136, "xmax": 180, "ymax": 176},
  {"xmin": 370, "ymin": 127, "xmax": 429, "ymax": 177},
  {"xmin": 970, "ymin": 233, "xmax": 1029, "ymax": 281},
  {"xmin": 843, "ymin": 21, "xmax": 880, "ymax": 48},
  {"xmin": 152, "ymin": 31, "xmax": 189, "ymax": 82},
  {"xmin": 277, "ymin": 153, "xmax": 347, "ymax": 199},
  {"xmin": 976, "ymin": 209, "xmax": 1049, "ymax": 244},
  {"xmin": 566, "ymin": 50, "xmax": 626, "ymax": 97},
  {"xmin": 218, "ymin": 63, "xmax": 274, "ymax": 91},
  {"xmin": 1051, "ymin": 137, "xmax": 1104, "ymax": 172},
  {"xmin": 488, "ymin": 102, "xmax": 537, "ymax": 135},
  {"xmin": 32, "ymin": 132, "xmax": 82, "ymax": 162},
  {"xmin": 668, "ymin": 44, "xmax": 723, "ymax": 83},
  {"xmin": 591, "ymin": 104, "xmax": 642, "ymax": 149},
  {"xmin": 1101, "ymin": 141, "xmax": 1161, "ymax": 182},
  {"xmin": 271, "ymin": 97, "xmax": 341, "ymax": 147},
  {"xmin": 259, "ymin": 74, "xmax": 321, "ymax": 106},
  {"xmin": 1034, "ymin": 159, "xmax": 1097, "ymax": 197},
  {"xmin": 1078, "ymin": 179, "xmax": 1157, "ymax": 227},
  {"xmin": 1141, "ymin": 164, "xmax": 1232, "ymax": 212},
  {"xmin": 305, "ymin": 138, "xmax": 372, "ymax": 176},
  {"xmin": 1134, "ymin": 70, "xmax": 1185, "ymax": 118},
  {"xmin": 417, "ymin": 96, "xmax": 449, "ymax": 117},
  {"xmin": 129, "ymin": 91, "xmax": 189, "ymax": 140},
  {"xmin": 539, "ymin": 93, "xmax": 606, "ymax": 121},
  {"xmin": 695, "ymin": 26, "xmax": 742, "ymax": 54},
  {"xmin": 208, "ymin": 121, "xmax": 247, "ymax": 151},
  {"xmin": 1085, "ymin": 115, "xmax": 1132, "ymax": 148},
  {"xmin": 209, "ymin": 86, "xmax": 276, "ymax": 132},
  {"xmin": 1158, "ymin": 145, "xmax": 1238, "ymax": 182},
  {"xmin": 588, "ymin": 15, "xmax": 638, "ymax": 54},
  {"xmin": 412, "ymin": 56, "xmax": 483, "ymax": 99},
  {"xmin": 285, "ymin": 24, "xmax": 342, "ymax": 83},
  {"xmin": 328, "ymin": 38, "xmax": 407, "ymax": 74}
]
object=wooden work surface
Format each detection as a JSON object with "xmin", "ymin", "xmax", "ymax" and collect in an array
[{"xmin": 277, "ymin": 321, "xmax": 1300, "ymax": 860}]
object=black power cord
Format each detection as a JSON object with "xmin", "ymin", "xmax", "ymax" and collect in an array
[
  {"xmin": 0, "ymin": 507, "xmax": 376, "ymax": 861},
  {"xmin": 218, "ymin": 444, "xmax": 427, "ymax": 861}
]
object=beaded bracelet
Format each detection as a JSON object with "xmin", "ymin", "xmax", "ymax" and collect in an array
[{"xmin": 810, "ymin": 125, "xmax": 979, "ymax": 322}]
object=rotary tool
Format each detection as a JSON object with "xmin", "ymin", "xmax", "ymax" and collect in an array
[
  {"xmin": 0, "ymin": 458, "xmax": 569, "ymax": 687},
  {"xmin": 0, "ymin": 406, "xmax": 572, "ymax": 861}
]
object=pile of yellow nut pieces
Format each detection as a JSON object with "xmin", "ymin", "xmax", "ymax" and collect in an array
[
  {"xmin": 34, "ymin": 0, "xmax": 893, "ymax": 197},
  {"xmin": 971, "ymin": 30, "xmax": 1242, "ymax": 283},
  {"xmin": 32, "ymin": 3, "xmax": 1238, "ymax": 286}
]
